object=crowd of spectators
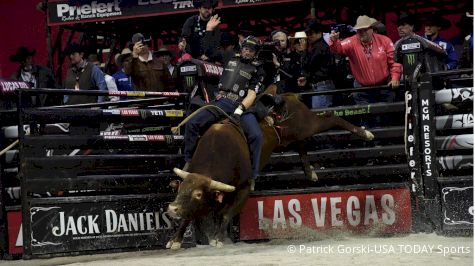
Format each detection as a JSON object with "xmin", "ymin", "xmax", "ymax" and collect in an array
[{"xmin": 7, "ymin": 1, "xmax": 473, "ymax": 109}]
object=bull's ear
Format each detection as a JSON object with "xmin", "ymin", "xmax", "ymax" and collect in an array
[
  {"xmin": 173, "ymin": 168, "xmax": 190, "ymax": 180},
  {"xmin": 209, "ymin": 180, "xmax": 235, "ymax": 192},
  {"xmin": 192, "ymin": 189, "xmax": 203, "ymax": 200}
]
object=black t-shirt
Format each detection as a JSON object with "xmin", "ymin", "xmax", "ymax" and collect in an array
[{"xmin": 181, "ymin": 15, "xmax": 221, "ymax": 59}]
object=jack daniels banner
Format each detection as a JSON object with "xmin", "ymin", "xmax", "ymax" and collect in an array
[{"xmin": 28, "ymin": 195, "xmax": 194, "ymax": 254}]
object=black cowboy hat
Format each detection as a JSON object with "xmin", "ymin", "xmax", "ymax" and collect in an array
[
  {"xmin": 305, "ymin": 19, "xmax": 329, "ymax": 33},
  {"xmin": 9, "ymin": 46, "xmax": 36, "ymax": 62},
  {"xmin": 64, "ymin": 43, "xmax": 85, "ymax": 55},
  {"xmin": 193, "ymin": 0, "xmax": 218, "ymax": 8},
  {"xmin": 394, "ymin": 13, "xmax": 419, "ymax": 28},
  {"xmin": 456, "ymin": 14, "xmax": 473, "ymax": 31},
  {"xmin": 423, "ymin": 13, "xmax": 451, "ymax": 29},
  {"xmin": 154, "ymin": 47, "xmax": 174, "ymax": 58}
]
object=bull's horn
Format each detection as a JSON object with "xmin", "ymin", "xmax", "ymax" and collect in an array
[
  {"xmin": 209, "ymin": 180, "xmax": 235, "ymax": 192},
  {"xmin": 173, "ymin": 168, "xmax": 190, "ymax": 180}
]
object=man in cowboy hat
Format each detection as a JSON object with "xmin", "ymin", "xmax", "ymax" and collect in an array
[
  {"xmin": 455, "ymin": 13, "xmax": 473, "ymax": 68},
  {"xmin": 63, "ymin": 43, "xmax": 107, "ymax": 105},
  {"xmin": 9, "ymin": 46, "xmax": 58, "ymax": 106},
  {"xmin": 299, "ymin": 19, "xmax": 337, "ymax": 108},
  {"xmin": 423, "ymin": 13, "xmax": 458, "ymax": 70},
  {"xmin": 395, "ymin": 13, "xmax": 418, "ymax": 39},
  {"xmin": 329, "ymin": 15, "xmax": 402, "ymax": 108},
  {"xmin": 112, "ymin": 48, "xmax": 135, "ymax": 100},
  {"xmin": 181, "ymin": 0, "xmax": 220, "ymax": 60}
]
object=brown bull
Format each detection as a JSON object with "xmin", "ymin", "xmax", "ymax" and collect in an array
[{"xmin": 167, "ymin": 85, "xmax": 373, "ymax": 249}]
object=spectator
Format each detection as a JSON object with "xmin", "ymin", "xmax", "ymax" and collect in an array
[
  {"xmin": 88, "ymin": 54, "xmax": 119, "ymax": 102},
  {"xmin": 300, "ymin": 19, "xmax": 336, "ymax": 108},
  {"xmin": 395, "ymin": 13, "xmax": 418, "ymax": 38},
  {"xmin": 176, "ymin": 37, "xmax": 193, "ymax": 64},
  {"xmin": 218, "ymin": 31, "xmax": 238, "ymax": 64},
  {"xmin": 123, "ymin": 33, "xmax": 173, "ymax": 91},
  {"xmin": 371, "ymin": 20, "xmax": 387, "ymax": 36},
  {"xmin": 181, "ymin": 0, "xmax": 220, "ymax": 60},
  {"xmin": 422, "ymin": 13, "xmax": 458, "ymax": 70},
  {"xmin": 455, "ymin": 13, "xmax": 473, "ymax": 69},
  {"xmin": 269, "ymin": 30, "xmax": 303, "ymax": 93},
  {"xmin": 329, "ymin": 15, "xmax": 402, "ymax": 106},
  {"xmin": 112, "ymin": 48, "xmax": 135, "ymax": 100},
  {"xmin": 155, "ymin": 47, "xmax": 178, "ymax": 89},
  {"xmin": 63, "ymin": 43, "xmax": 107, "ymax": 105},
  {"xmin": 9, "ymin": 46, "xmax": 58, "ymax": 106}
]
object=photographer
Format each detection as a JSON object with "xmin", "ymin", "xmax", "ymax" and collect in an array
[
  {"xmin": 123, "ymin": 33, "xmax": 174, "ymax": 92},
  {"xmin": 264, "ymin": 30, "xmax": 303, "ymax": 93}
]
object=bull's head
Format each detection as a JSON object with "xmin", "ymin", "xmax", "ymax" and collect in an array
[{"xmin": 167, "ymin": 168, "xmax": 235, "ymax": 219}]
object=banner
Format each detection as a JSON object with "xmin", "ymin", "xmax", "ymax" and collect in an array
[
  {"xmin": 47, "ymin": 0, "xmax": 197, "ymax": 26},
  {"xmin": 240, "ymin": 188, "xmax": 412, "ymax": 240},
  {"xmin": 7, "ymin": 211, "xmax": 23, "ymax": 255},
  {"xmin": 27, "ymin": 195, "xmax": 188, "ymax": 254},
  {"xmin": 221, "ymin": 0, "xmax": 303, "ymax": 8}
]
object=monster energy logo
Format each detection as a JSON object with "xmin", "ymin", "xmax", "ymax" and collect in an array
[
  {"xmin": 185, "ymin": 76, "xmax": 194, "ymax": 87},
  {"xmin": 406, "ymin": 53, "xmax": 416, "ymax": 66}
]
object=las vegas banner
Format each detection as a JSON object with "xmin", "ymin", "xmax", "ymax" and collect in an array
[{"xmin": 240, "ymin": 188, "xmax": 412, "ymax": 240}]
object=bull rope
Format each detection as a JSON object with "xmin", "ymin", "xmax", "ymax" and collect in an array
[
  {"xmin": 0, "ymin": 140, "xmax": 19, "ymax": 157},
  {"xmin": 171, "ymin": 105, "xmax": 231, "ymax": 135}
]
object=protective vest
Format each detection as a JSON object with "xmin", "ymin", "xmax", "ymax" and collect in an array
[{"xmin": 218, "ymin": 57, "xmax": 259, "ymax": 101}]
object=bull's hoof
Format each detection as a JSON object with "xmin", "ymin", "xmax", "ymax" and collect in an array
[
  {"xmin": 166, "ymin": 240, "xmax": 182, "ymax": 250},
  {"xmin": 356, "ymin": 127, "xmax": 374, "ymax": 141},
  {"xmin": 209, "ymin": 239, "xmax": 224, "ymax": 248},
  {"xmin": 364, "ymin": 129, "xmax": 374, "ymax": 141}
]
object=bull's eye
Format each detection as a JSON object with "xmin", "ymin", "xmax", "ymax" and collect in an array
[{"xmin": 192, "ymin": 189, "xmax": 203, "ymax": 201}]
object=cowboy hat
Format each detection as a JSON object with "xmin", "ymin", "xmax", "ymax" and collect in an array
[
  {"xmin": 193, "ymin": 0, "xmax": 218, "ymax": 8},
  {"xmin": 394, "ymin": 13, "xmax": 419, "ymax": 27},
  {"xmin": 289, "ymin": 31, "xmax": 308, "ymax": 39},
  {"xmin": 353, "ymin": 15, "xmax": 376, "ymax": 30},
  {"xmin": 64, "ymin": 43, "xmax": 85, "ymax": 55},
  {"xmin": 305, "ymin": 19, "xmax": 328, "ymax": 33},
  {"xmin": 116, "ymin": 48, "xmax": 132, "ymax": 64},
  {"xmin": 154, "ymin": 47, "xmax": 173, "ymax": 57},
  {"xmin": 9, "ymin": 46, "xmax": 36, "ymax": 62}
]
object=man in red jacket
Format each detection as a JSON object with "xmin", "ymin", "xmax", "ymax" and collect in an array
[{"xmin": 329, "ymin": 15, "xmax": 402, "ymax": 105}]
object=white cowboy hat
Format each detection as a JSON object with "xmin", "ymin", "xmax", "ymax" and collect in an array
[
  {"xmin": 289, "ymin": 31, "xmax": 308, "ymax": 39},
  {"xmin": 353, "ymin": 15, "xmax": 376, "ymax": 30}
]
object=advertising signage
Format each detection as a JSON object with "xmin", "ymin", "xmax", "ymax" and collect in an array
[{"xmin": 47, "ymin": 0, "xmax": 304, "ymax": 26}]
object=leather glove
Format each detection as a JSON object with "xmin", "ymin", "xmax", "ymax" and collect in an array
[{"xmin": 230, "ymin": 113, "xmax": 241, "ymax": 125}]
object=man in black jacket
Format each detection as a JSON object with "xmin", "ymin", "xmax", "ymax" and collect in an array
[
  {"xmin": 299, "ymin": 19, "xmax": 336, "ymax": 109},
  {"xmin": 181, "ymin": 0, "xmax": 220, "ymax": 60},
  {"xmin": 9, "ymin": 46, "xmax": 58, "ymax": 106}
]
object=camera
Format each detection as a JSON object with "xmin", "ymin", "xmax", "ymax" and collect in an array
[
  {"xmin": 330, "ymin": 24, "xmax": 355, "ymax": 38},
  {"xmin": 140, "ymin": 37, "xmax": 152, "ymax": 45},
  {"xmin": 257, "ymin": 40, "xmax": 279, "ymax": 62}
]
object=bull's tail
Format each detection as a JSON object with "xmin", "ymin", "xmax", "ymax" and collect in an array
[{"xmin": 171, "ymin": 105, "xmax": 231, "ymax": 135}]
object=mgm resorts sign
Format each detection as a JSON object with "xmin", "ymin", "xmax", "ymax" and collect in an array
[{"xmin": 27, "ymin": 195, "xmax": 183, "ymax": 254}]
